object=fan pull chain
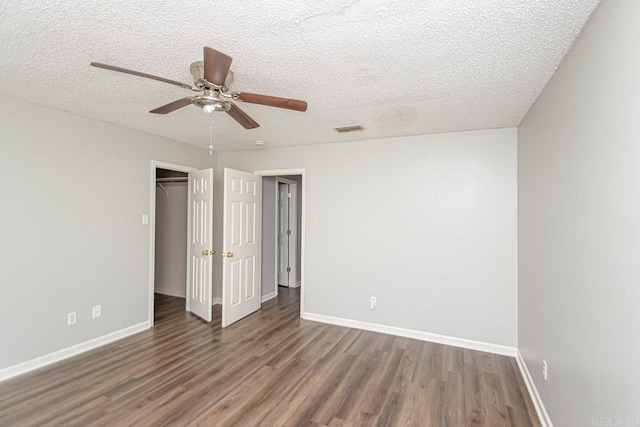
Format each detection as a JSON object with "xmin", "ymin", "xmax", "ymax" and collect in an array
[{"xmin": 209, "ymin": 115, "xmax": 214, "ymax": 155}]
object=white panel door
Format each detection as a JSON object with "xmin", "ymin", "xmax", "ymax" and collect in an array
[
  {"xmin": 222, "ymin": 168, "xmax": 262, "ymax": 327},
  {"xmin": 186, "ymin": 169, "xmax": 214, "ymax": 322},
  {"xmin": 277, "ymin": 183, "xmax": 290, "ymax": 287}
]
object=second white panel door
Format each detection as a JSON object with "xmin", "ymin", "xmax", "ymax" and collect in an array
[{"xmin": 222, "ymin": 168, "xmax": 262, "ymax": 328}]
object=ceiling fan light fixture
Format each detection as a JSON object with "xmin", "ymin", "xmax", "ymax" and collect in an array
[{"xmin": 200, "ymin": 100, "xmax": 230, "ymax": 113}]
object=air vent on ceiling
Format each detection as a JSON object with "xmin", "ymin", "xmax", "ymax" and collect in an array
[{"xmin": 334, "ymin": 125, "xmax": 364, "ymax": 133}]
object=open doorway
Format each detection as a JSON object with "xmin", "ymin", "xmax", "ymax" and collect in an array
[
  {"xmin": 148, "ymin": 161, "xmax": 200, "ymax": 326},
  {"xmin": 153, "ymin": 168, "xmax": 189, "ymax": 323},
  {"xmin": 260, "ymin": 173, "xmax": 302, "ymax": 307}
]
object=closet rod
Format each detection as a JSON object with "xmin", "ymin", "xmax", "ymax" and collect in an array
[{"xmin": 156, "ymin": 177, "xmax": 188, "ymax": 183}]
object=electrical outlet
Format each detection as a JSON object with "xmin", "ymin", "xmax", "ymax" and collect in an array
[
  {"xmin": 542, "ymin": 360, "xmax": 548, "ymax": 381},
  {"xmin": 67, "ymin": 312, "xmax": 77, "ymax": 325},
  {"xmin": 370, "ymin": 296, "xmax": 376, "ymax": 310},
  {"xmin": 92, "ymin": 305, "xmax": 102, "ymax": 319}
]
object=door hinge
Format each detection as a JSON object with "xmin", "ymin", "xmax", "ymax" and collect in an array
[
  {"xmin": 287, "ymin": 229, "xmax": 291, "ymax": 235},
  {"xmin": 287, "ymin": 267, "xmax": 291, "ymax": 272},
  {"xmin": 288, "ymin": 193, "xmax": 292, "ymax": 198}
]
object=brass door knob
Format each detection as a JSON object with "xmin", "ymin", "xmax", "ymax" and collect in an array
[
  {"xmin": 222, "ymin": 252, "xmax": 234, "ymax": 258},
  {"xmin": 202, "ymin": 250, "xmax": 215, "ymax": 256}
]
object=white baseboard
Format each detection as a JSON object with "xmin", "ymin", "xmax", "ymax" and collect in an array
[
  {"xmin": 154, "ymin": 288, "xmax": 186, "ymax": 298},
  {"xmin": 302, "ymin": 312, "xmax": 516, "ymax": 357},
  {"xmin": 515, "ymin": 350, "xmax": 553, "ymax": 427},
  {"xmin": 212, "ymin": 297, "xmax": 222, "ymax": 305},
  {"xmin": 261, "ymin": 291, "xmax": 277, "ymax": 303},
  {"xmin": 0, "ymin": 321, "xmax": 150, "ymax": 383},
  {"xmin": 290, "ymin": 282, "xmax": 301, "ymax": 289}
]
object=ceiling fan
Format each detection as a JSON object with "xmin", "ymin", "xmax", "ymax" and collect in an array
[{"xmin": 90, "ymin": 47, "xmax": 308, "ymax": 129}]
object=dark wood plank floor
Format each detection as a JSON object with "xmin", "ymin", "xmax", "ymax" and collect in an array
[{"xmin": 0, "ymin": 288, "xmax": 540, "ymax": 426}]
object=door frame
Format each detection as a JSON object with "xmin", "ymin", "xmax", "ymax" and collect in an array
[
  {"xmin": 255, "ymin": 169, "xmax": 305, "ymax": 317},
  {"xmin": 148, "ymin": 160, "xmax": 199, "ymax": 327},
  {"xmin": 275, "ymin": 177, "xmax": 298, "ymax": 293}
]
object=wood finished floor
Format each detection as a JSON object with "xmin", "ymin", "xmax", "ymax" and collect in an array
[{"xmin": 0, "ymin": 288, "xmax": 539, "ymax": 426}]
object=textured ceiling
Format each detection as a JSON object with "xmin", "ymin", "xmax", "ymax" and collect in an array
[{"xmin": 0, "ymin": 0, "xmax": 599, "ymax": 151}]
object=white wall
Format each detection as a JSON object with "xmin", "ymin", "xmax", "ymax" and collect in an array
[
  {"xmin": 154, "ymin": 182, "xmax": 188, "ymax": 298},
  {"xmin": 518, "ymin": 1, "xmax": 640, "ymax": 425},
  {"xmin": 0, "ymin": 95, "xmax": 214, "ymax": 370},
  {"xmin": 217, "ymin": 128, "xmax": 518, "ymax": 347}
]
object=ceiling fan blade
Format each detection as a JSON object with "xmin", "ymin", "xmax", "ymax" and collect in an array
[
  {"xmin": 236, "ymin": 92, "xmax": 307, "ymax": 112},
  {"xmin": 90, "ymin": 62, "xmax": 193, "ymax": 90},
  {"xmin": 203, "ymin": 47, "xmax": 233, "ymax": 87},
  {"xmin": 226, "ymin": 104, "xmax": 260, "ymax": 129},
  {"xmin": 149, "ymin": 98, "xmax": 193, "ymax": 114}
]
